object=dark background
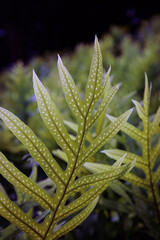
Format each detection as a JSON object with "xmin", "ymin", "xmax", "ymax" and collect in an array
[{"xmin": 0, "ymin": 0, "xmax": 160, "ymax": 71}]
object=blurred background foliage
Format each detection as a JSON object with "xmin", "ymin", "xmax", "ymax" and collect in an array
[{"xmin": 0, "ymin": 16, "xmax": 160, "ymax": 239}]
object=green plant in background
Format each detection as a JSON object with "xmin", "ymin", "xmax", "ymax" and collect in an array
[
  {"xmin": 85, "ymin": 75, "xmax": 160, "ymax": 239},
  {"xmin": 0, "ymin": 38, "xmax": 135, "ymax": 240},
  {"xmin": 1, "ymin": 16, "xmax": 160, "ymax": 156}
]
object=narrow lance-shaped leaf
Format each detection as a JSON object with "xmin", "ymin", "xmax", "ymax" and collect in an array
[
  {"xmin": 102, "ymin": 149, "xmax": 147, "ymax": 170},
  {"xmin": 0, "ymin": 152, "xmax": 54, "ymax": 210},
  {"xmin": 84, "ymin": 36, "xmax": 103, "ymax": 115},
  {"xmin": 0, "ymin": 107, "xmax": 65, "ymax": 186},
  {"xmin": 77, "ymin": 108, "xmax": 133, "ymax": 169},
  {"xmin": 102, "ymin": 65, "xmax": 111, "ymax": 92},
  {"xmin": 132, "ymin": 99, "xmax": 146, "ymax": 120},
  {"xmin": 109, "ymin": 180, "xmax": 133, "ymax": 205},
  {"xmin": 150, "ymin": 106, "xmax": 160, "ymax": 136},
  {"xmin": 86, "ymin": 84, "xmax": 119, "ymax": 132},
  {"xmin": 52, "ymin": 197, "xmax": 99, "ymax": 240},
  {"xmin": 106, "ymin": 114, "xmax": 145, "ymax": 142},
  {"xmin": 68, "ymin": 163, "xmax": 131, "ymax": 195},
  {"xmin": 143, "ymin": 73, "xmax": 150, "ymax": 115},
  {"xmin": 151, "ymin": 140, "xmax": 160, "ymax": 168},
  {"xmin": 57, "ymin": 55, "xmax": 84, "ymax": 119},
  {"xmin": 33, "ymin": 71, "xmax": 77, "ymax": 157},
  {"xmin": 57, "ymin": 161, "xmax": 134, "ymax": 222},
  {"xmin": 0, "ymin": 192, "xmax": 43, "ymax": 240},
  {"xmin": 102, "ymin": 149, "xmax": 150, "ymax": 189}
]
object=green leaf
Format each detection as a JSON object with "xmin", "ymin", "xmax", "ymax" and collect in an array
[
  {"xmin": 150, "ymin": 106, "xmax": 160, "ymax": 136},
  {"xmin": 84, "ymin": 36, "xmax": 103, "ymax": 113},
  {"xmin": 105, "ymin": 76, "xmax": 160, "ymax": 221},
  {"xmin": 57, "ymin": 55, "xmax": 84, "ymax": 118},
  {"xmin": 63, "ymin": 120, "xmax": 78, "ymax": 133},
  {"xmin": 0, "ymin": 192, "xmax": 42, "ymax": 240},
  {"xmin": 86, "ymin": 85, "xmax": 119, "ymax": 131},
  {"xmin": 52, "ymin": 149, "xmax": 68, "ymax": 163},
  {"xmin": 0, "ymin": 37, "xmax": 135, "ymax": 239},
  {"xmin": 106, "ymin": 114, "xmax": 145, "ymax": 142},
  {"xmin": 132, "ymin": 99, "xmax": 146, "ymax": 120},
  {"xmin": 151, "ymin": 139, "xmax": 160, "ymax": 168},
  {"xmin": 109, "ymin": 180, "xmax": 133, "ymax": 205},
  {"xmin": 52, "ymin": 197, "xmax": 99, "ymax": 240},
  {"xmin": 0, "ymin": 152, "xmax": 53, "ymax": 210},
  {"xmin": 33, "ymin": 71, "xmax": 77, "ymax": 158},
  {"xmin": 102, "ymin": 149, "xmax": 146, "ymax": 170},
  {"xmin": 78, "ymin": 108, "xmax": 133, "ymax": 169},
  {"xmin": 0, "ymin": 107, "xmax": 64, "ymax": 186},
  {"xmin": 143, "ymin": 73, "xmax": 150, "ymax": 115},
  {"xmin": 61, "ymin": 162, "xmax": 134, "ymax": 219}
]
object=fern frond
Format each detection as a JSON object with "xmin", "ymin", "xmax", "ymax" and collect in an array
[
  {"xmin": 104, "ymin": 75, "xmax": 160, "ymax": 221},
  {"xmin": 0, "ymin": 37, "xmax": 133, "ymax": 239}
]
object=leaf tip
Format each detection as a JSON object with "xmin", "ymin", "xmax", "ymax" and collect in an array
[
  {"xmin": 94, "ymin": 35, "xmax": 100, "ymax": 49},
  {"xmin": 105, "ymin": 114, "xmax": 115, "ymax": 122},
  {"xmin": 57, "ymin": 54, "xmax": 64, "ymax": 70},
  {"xmin": 115, "ymin": 82, "xmax": 121, "ymax": 90},
  {"xmin": 128, "ymin": 107, "xmax": 134, "ymax": 116},
  {"xmin": 131, "ymin": 99, "xmax": 137, "ymax": 105},
  {"xmin": 129, "ymin": 157, "xmax": 136, "ymax": 172},
  {"xmin": 32, "ymin": 69, "xmax": 38, "ymax": 85}
]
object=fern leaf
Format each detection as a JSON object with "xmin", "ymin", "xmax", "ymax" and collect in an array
[
  {"xmin": 78, "ymin": 109, "xmax": 133, "ymax": 169},
  {"xmin": 103, "ymin": 149, "xmax": 147, "ymax": 170},
  {"xmin": 0, "ymin": 37, "xmax": 134, "ymax": 239},
  {"xmin": 106, "ymin": 114, "xmax": 145, "ymax": 142},
  {"xmin": 0, "ymin": 107, "xmax": 64, "ymax": 186},
  {"xmin": 57, "ymin": 55, "xmax": 84, "ymax": 118},
  {"xmin": 86, "ymin": 85, "xmax": 119, "ymax": 131},
  {"xmin": 51, "ymin": 197, "xmax": 99, "ymax": 240},
  {"xmin": 33, "ymin": 71, "xmax": 76, "ymax": 158},
  {"xmin": 150, "ymin": 106, "xmax": 160, "ymax": 136},
  {"xmin": 132, "ymin": 99, "xmax": 146, "ymax": 120},
  {"xmin": 151, "ymin": 139, "xmax": 160, "ymax": 168},
  {"xmin": 67, "ymin": 161, "xmax": 134, "ymax": 196},
  {"xmin": 0, "ymin": 192, "xmax": 42, "ymax": 240},
  {"xmin": 84, "ymin": 36, "xmax": 103, "ymax": 112},
  {"xmin": 143, "ymin": 73, "xmax": 150, "ymax": 115},
  {"xmin": 104, "ymin": 75, "xmax": 160, "ymax": 221},
  {"xmin": 109, "ymin": 180, "xmax": 133, "ymax": 205},
  {"xmin": 0, "ymin": 152, "xmax": 53, "ymax": 210},
  {"xmin": 102, "ymin": 65, "xmax": 111, "ymax": 92}
]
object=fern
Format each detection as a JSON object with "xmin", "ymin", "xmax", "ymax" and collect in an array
[
  {"xmin": 87, "ymin": 74, "xmax": 160, "ymax": 225},
  {"xmin": 0, "ymin": 37, "xmax": 134, "ymax": 240}
]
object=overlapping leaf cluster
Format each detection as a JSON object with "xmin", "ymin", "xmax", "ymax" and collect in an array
[
  {"xmin": 86, "ymin": 75, "xmax": 160, "ymax": 235},
  {"xmin": 104, "ymin": 76, "xmax": 160, "ymax": 218},
  {"xmin": 0, "ymin": 38, "xmax": 134, "ymax": 240}
]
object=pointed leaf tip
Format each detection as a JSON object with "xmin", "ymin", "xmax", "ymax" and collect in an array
[
  {"xmin": 32, "ymin": 69, "xmax": 38, "ymax": 83},
  {"xmin": 94, "ymin": 35, "xmax": 99, "ymax": 47},
  {"xmin": 95, "ymin": 34, "xmax": 98, "ymax": 42},
  {"xmin": 115, "ymin": 83, "xmax": 121, "ymax": 90},
  {"xmin": 144, "ymin": 72, "xmax": 148, "ymax": 78},
  {"xmin": 105, "ymin": 114, "xmax": 116, "ymax": 122},
  {"xmin": 57, "ymin": 54, "xmax": 64, "ymax": 69},
  {"xmin": 128, "ymin": 107, "xmax": 134, "ymax": 116},
  {"xmin": 57, "ymin": 54, "xmax": 61, "ymax": 62},
  {"xmin": 131, "ymin": 99, "xmax": 137, "ymax": 105}
]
